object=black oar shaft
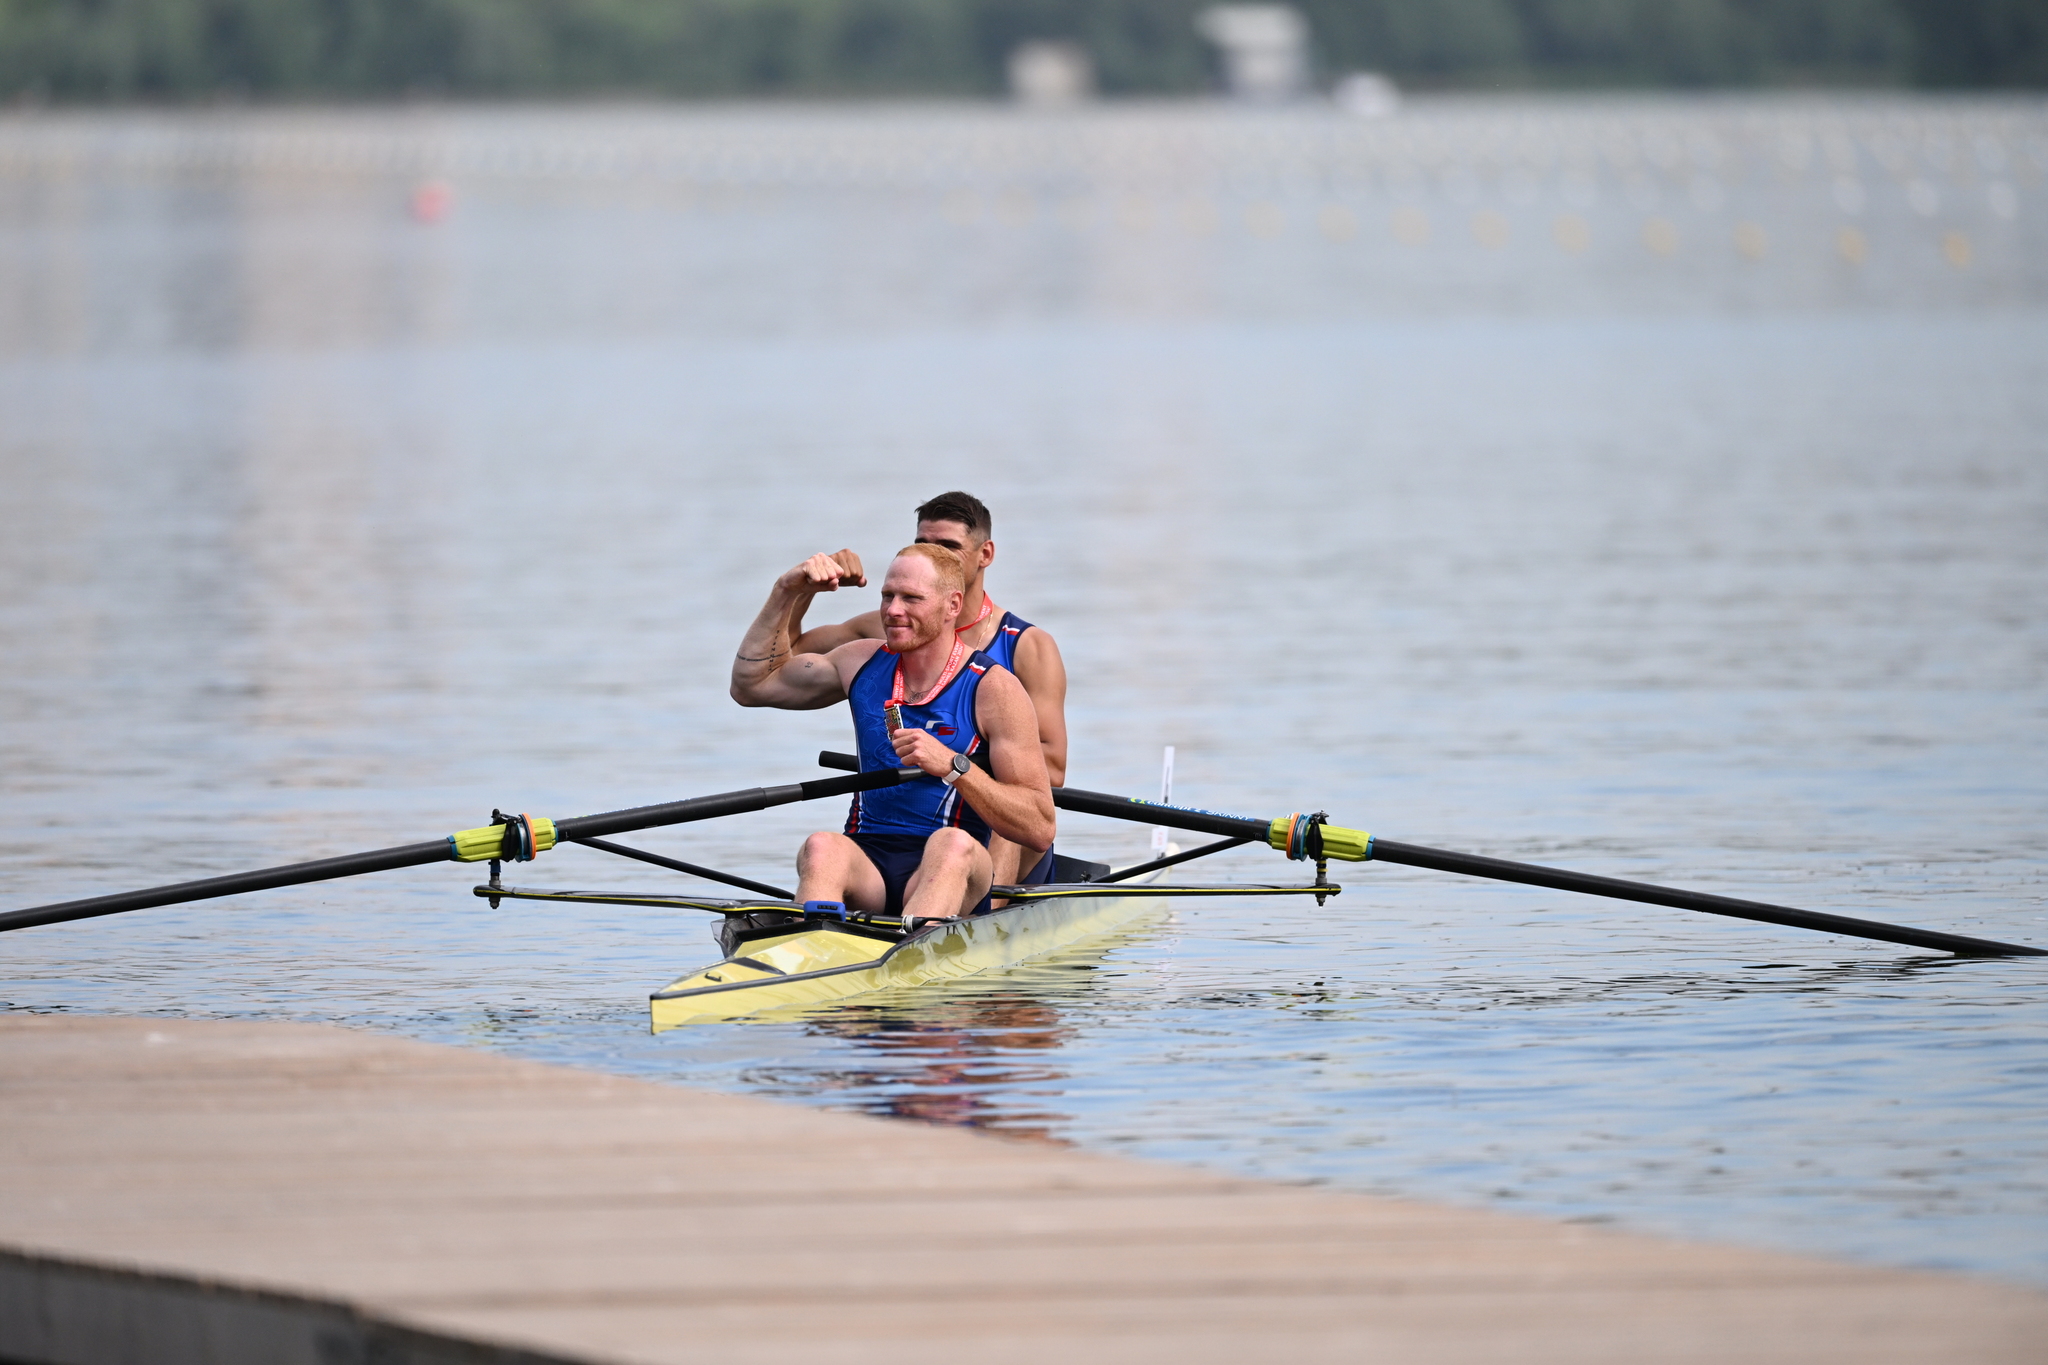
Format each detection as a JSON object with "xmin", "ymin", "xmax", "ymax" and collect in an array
[
  {"xmin": 820, "ymin": 755, "xmax": 1267, "ymax": 843},
  {"xmin": 1367, "ymin": 840, "xmax": 2043, "ymax": 958},
  {"xmin": 0, "ymin": 841, "xmax": 454, "ymax": 935},
  {"xmin": 826, "ymin": 755, "xmax": 1275, "ymax": 848},
  {"xmin": 1052, "ymin": 786, "xmax": 1271, "ymax": 841},
  {"xmin": 1047, "ymin": 782, "xmax": 2042, "ymax": 959},
  {"xmin": 551, "ymin": 771, "xmax": 905, "ymax": 843},
  {"xmin": 0, "ymin": 769, "xmax": 904, "ymax": 935}
]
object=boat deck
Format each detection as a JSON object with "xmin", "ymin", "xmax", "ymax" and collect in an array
[{"xmin": 3, "ymin": 1014, "xmax": 2043, "ymax": 1365}]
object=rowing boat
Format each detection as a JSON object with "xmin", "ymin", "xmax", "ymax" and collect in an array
[
  {"xmin": 645, "ymin": 854, "xmax": 1160, "ymax": 1030},
  {"xmin": 494, "ymin": 851, "xmax": 1324, "ymax": 1030}
]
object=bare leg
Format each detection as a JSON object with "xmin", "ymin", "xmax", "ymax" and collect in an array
[
  {"xmin": 795, "ymin": 832, "xmax": 889, "ymax": 916},
  {"xmin": 900, "ymin": 828, "xmax": 993, "ymax": 920},
  {"xmin": 986, "ymin": 836, "xmax": 1051, "ymax": 908},
  {"xmin": 985, "ymin": 834, "xmax": 1017, "ymax": 910}
]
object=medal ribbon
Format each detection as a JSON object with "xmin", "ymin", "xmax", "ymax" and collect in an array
[
  {"xmin": 954, "ymin": 595, "xmax": 997, "ymax": 635},
  {"xmin": 887, "ymin": 632, "xmax": 969, "ymax": 722}
]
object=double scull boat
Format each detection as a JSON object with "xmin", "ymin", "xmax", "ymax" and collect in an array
[{"xmin": 641, "ymin": 856, "xmax": 1164, "ymax": 1030}]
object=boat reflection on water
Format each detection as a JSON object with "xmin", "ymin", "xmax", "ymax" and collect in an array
[
  {"xmin": 745, "ymin": 993, "xmax": 1079, "ymax": 1142},
  {"xmin": 707, "ymin": 892, "xmax": 1175, "ymax": 1140}
]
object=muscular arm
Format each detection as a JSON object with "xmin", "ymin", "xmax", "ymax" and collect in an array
[
  {"xmin": 1009, "ymin": 629, "xmax": 1069, "ymax": 787},
  {"xmin": 890, "ymin": 669, "xmax": 1054, "ymax": 852},
  {"xmin": 731, "ymin": 557, "xmax": 876, "ymax": 710},
  {"xmin": 789, "ymin": 607, "xmax": 883, "ymax": 657},
  {"xmin": 783, "ymin": 548, "xmax": 880, "ymax": 655}
]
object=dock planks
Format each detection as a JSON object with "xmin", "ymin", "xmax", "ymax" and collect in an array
[{"xmin": 2, "ymin": 1014, "xmax": 2042, "ymax": 1364}]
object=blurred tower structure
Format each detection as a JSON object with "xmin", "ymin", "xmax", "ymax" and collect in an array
[
  {"xmin": 1008, "ymin": 42, "xmax": 1094, "ymax": 108},
  {"xmin": 1333, "ymin": 71, "xmax": 1400, "ymax": 117},
  {"xmin": 1197, "ymin": 5, "xmax": 1310, "ymax": 102}
]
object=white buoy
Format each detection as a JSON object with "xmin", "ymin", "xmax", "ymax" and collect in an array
[{"xmin": 1333, "ymin": 72, "xmax": 1399, "ymax": 119}]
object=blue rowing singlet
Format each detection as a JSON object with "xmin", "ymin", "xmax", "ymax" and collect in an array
[
  {"xmin": 982, "ymin": 611, "xmax": 1033, "ymax": 673},
  {"xmin": 844, "ymin": 647, "xmax": 998, "ymax": 841}
]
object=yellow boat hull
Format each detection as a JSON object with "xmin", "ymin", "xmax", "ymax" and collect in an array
[{"xmin": 648, "ymin": 880, "xmax": 1158, "ymax": 1031}]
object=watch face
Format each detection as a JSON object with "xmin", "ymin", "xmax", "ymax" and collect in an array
[{"xmin": 951, "ymin": 752, "xmax": 971, "ymax": 774}]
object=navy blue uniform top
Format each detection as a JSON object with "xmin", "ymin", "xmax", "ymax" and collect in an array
[
  {"xmin": 844, "ymin": 645, "xmax": 1001, "ymax": 842},
  {"xmin": 976, "ymin": 609, "xmax": 1058, "ymax": 886},
  {"xmin": 983, "ymin": 610, "xmax": 1033, "ymax": 673}
]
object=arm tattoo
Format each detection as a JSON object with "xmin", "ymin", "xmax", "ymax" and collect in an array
[{"xmin": 735, "ymin": 648, "xmax": 788, "ymax": 663}]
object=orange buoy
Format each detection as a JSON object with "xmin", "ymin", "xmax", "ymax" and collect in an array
[{"xmin": 410, "ymin": 181, "xmax": 453, "ymax": 224}]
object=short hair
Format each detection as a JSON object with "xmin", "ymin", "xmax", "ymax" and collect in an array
[
  {"xmin": 915, "ymin": 491, "xmax": 991, "ymax": 540},
  {"xmin": 894, "ymin": 542, "xmax": 965, "ymax": 596}
]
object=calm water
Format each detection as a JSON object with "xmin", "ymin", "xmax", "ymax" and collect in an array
[{"xmin": 3, "ymin": 99, "xmax": 2046, "ymax": 1286}]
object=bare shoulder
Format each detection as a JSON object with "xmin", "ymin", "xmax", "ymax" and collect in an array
[
  {"xmin": 973, "ymin": 664, "xmax": 1035, "ymax": 720},
  {"xmin": 1012, "ymin": 624, "xmax": 1063, "ymax": 665},
  {"xmin": 975, "ymin": 666, "xmax": 1048, "ymax": 779},
  {"xmin": 1009, "ymin": 624, "xmax": 1066, "ymax": 690},
  {"xmin": 826, "ymin": 637, "xmax": 886, "ymax": 685}
]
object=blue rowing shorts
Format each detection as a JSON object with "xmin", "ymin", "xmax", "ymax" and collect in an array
[
  {"xmin": 850, "ymin": 833, "xmax": 932, "ymax": 918},
  {"xmin": 850, "ymin": 833, "xmax": 1057, "ymax": 919}
]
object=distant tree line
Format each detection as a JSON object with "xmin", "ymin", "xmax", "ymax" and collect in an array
[{"xmin": 1, "ymin": 0, "xmax": 2041, "ymax": 101}]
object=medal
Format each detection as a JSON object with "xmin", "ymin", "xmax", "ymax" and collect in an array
[{"xmin": 886, "ymin": 634, "xmax": 968, "ymax": 733}]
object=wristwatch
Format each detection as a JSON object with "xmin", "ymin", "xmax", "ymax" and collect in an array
[{"xmin": 941, "ymin": 752, "xmax": 972, "ymax": 786}]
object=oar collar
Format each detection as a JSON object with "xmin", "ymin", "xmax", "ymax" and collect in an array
[
  {"xmin": 1267, "ymin": 814, "xmax": 1373, "ymax": 863},
  {"xmin": 447, "ymin": 812, "xmax": 558, "ymax": 864}
]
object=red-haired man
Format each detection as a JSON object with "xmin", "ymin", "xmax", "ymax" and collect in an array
[
  {"xmin": 766, "ymin": 491, "xmax": 1069, "ymax": 894},
  {"xmin": 731, "ymin": 543, "xmax": 1054, "ymax": 922}
]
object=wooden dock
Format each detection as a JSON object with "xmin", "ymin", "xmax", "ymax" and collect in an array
[{"xmin": 3, "ymin": 1013, "xmax": 2042, "ymax": 1365}]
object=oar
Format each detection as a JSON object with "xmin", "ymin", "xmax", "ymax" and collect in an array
[
  {"xmin": 0, "ymin": 769, "xmax": 911, "ymax": 935},
  {"xmin": 1050, "ymin": 786, "xmax": 2043, "ymax": 958},
  {"xmin": 811, "ymin": 758, "xmax": 2041, "ymax": 959}
]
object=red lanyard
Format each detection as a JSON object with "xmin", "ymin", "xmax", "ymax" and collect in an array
[
  {"xmin": 886, "ymin": 596, "xmax": 986, "ymax": 728},
  {"xmin": 955, "ymin": 595, "xmax": 996, "ymax": 635},
  {"xmin": 888, "ymin": 633, "xmax": 968, "ymax": 713}
]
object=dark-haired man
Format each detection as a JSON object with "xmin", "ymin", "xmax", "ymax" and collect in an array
[
  {"xmin": 769, "ymin": 492, "xmax": 1068, "ymax": 892},
  {"xmin": 730, "ymin": 543, "xmax": 1055, "ymax": 921}
]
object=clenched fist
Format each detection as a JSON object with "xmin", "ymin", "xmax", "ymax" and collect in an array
[{"xmin": 778, "ymin": 549, "xmax": 866, "ymax": 594}]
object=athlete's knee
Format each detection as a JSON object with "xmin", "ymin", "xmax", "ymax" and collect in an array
[
  {"xmin": 922, "ymin": 827, "xmax": 984, "ymax": 866},
  {"xmin": 798, "ymin": 831, "xmax": 855, "ymax": 872}
]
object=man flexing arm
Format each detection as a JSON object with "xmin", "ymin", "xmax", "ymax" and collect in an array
[
  {"xmin": 731, "ymin": 551, "xmax": 870, "ymax": 709},
  {"xmin": 736, "ymin": 545, "xmax": 1053, "ymax": 921},
  {"xmin": 784, "ymin": 494, "xmax": 1068, "ymax": 788}
]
